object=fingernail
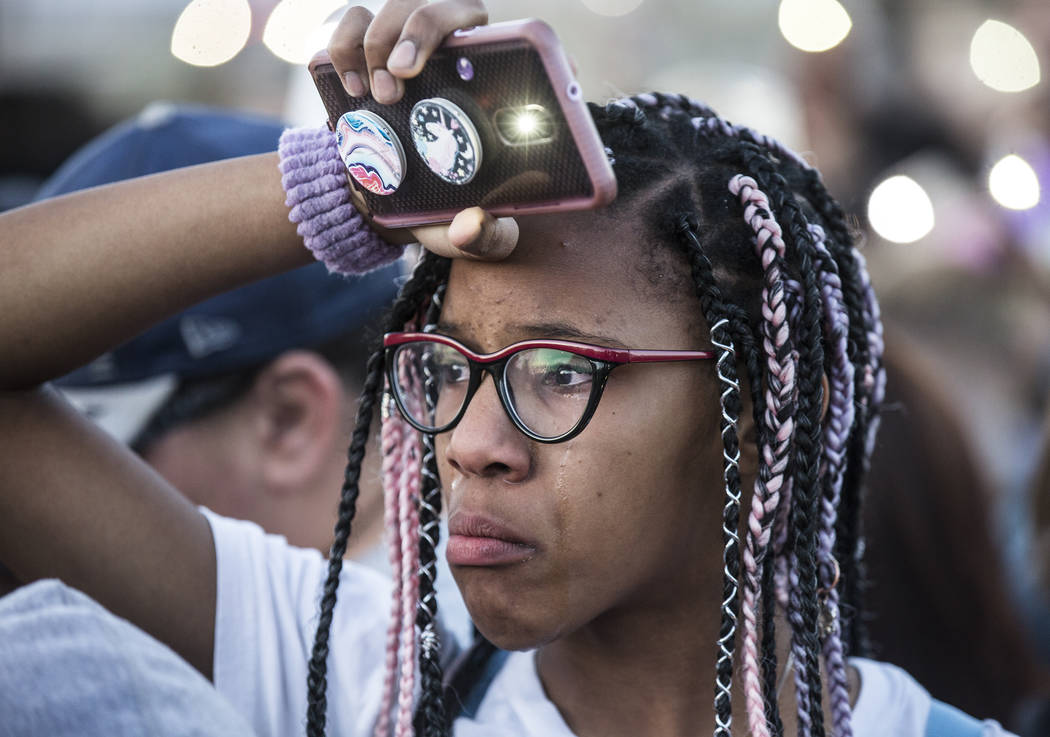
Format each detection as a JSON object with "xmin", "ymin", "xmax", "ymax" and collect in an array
[
  {"xmin": 343, "ymin": 71, "xmax": 366, "ymax": 97},
  {"xmin": 373, "ymin": 69, "xmax": 397, "ymax": 103},
  {"xmin": 448, "ymin": 208, "xmax": 484, "ymax": 249},
  {"xmin": 388, "ymin": 40, "xmax": 417, "ymax": 72}
]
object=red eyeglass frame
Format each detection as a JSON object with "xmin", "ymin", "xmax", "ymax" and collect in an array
[{"xmin": 384, "ymin": 332, "xmax": 716, "ymax": 443}]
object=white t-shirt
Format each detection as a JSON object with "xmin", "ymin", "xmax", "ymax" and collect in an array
[{"xmin": 204, "ymin": 510, "xmax": 1013, "ymax": 737}]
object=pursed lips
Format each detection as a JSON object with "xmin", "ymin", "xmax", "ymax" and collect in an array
[{"xmin": 446, "ymin": 511, "xmax": 538, "ymax": 566}]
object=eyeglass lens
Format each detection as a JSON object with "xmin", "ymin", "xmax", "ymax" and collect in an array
[{"xmin": 391, "ymin": 341, "xmax": 596, "ymax": 439}]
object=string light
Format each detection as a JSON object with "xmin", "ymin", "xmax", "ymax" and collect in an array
[
  {"xmin": 778, "ymin": 0, "xmax": 852, "ymax": 53},
  {"xmin": 171, "ymin": 0, "xmax": 251, "ymax": 67},
  {"xmin": 989, "ymin": 154, "xmax": 1041, "ymax": 210},
  {"xmin": 970, "ymin": 20, "xmax": 1041, "ymax": 92},
  {"xmin": 867, "ymin": 175, "xmax": 935, "ymax": 244}
]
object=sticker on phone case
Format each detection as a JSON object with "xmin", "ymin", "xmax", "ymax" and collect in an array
[
  {"xmin": 409, "ymin": 98, "xmax": 482, "ymax": 185},
  {"xmin": 335, "ymin": 110, "xmax": 406, "ymax": 196}
]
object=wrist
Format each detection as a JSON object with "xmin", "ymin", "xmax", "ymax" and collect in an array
[{"xmin": 277, "ymin": 126, "xmax": 404, "ymax": 274}]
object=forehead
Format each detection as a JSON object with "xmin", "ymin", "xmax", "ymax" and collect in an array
[{"xmin": 439, "ymin": 211, "xmax": 704, "ymax": 350}]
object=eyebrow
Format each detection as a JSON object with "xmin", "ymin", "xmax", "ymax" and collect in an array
[{"xmin": 435, "ymin": 321, "xmax": 630, "ymax": 350}]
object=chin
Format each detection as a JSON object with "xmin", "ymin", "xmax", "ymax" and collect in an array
[
  {"xmin": 471, "ymin": 609, "xmax": 560, "ymax": 652},
  {"xmin": 455, "ymin": 570, "xmax": 575, "ymax": 651}
]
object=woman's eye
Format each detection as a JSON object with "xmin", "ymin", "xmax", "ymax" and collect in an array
[
  {"xmin": 422, "ymin": 348, "xmax": 469, "ymax": 386},
  {"xmin": 508, "ymin": 349, "xmax": 593, "ymax": 396},
  {"xmin": 437, "ymin": 360, "xmax": 469, "ymax": 384},
  {"xmin": 541, "ymin": 364, "xmax": 592, "ymax": 392}
]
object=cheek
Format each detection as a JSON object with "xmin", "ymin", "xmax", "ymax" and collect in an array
[
  {"xmin": 547, "ymin": 372, "xmax": 726, "ymax": 591},
  {"xmin": 563, "ymin": 369, "xmax": 727, "ymax": 559},
  {"xmin": 432, "ymin": 370, "xmax": 726, "ymax": 647}
]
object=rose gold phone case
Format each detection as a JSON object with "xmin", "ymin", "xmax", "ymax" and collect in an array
[{"xmin": 309, "ymin": 19, "xmax": 617, "ymax": 228}]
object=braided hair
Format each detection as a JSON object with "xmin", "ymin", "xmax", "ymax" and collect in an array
[{"xmin": 304, "ymin": 92, "xmax": 883, "ymax": 737}]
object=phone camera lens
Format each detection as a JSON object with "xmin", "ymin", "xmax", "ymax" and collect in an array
[
  {"xmin": 456, "ymin": 57, "xmax": 474, "ymax": 81},
  {"xmin": 567, "ymin": 82, "xmax": 582, "ymax": 101}
]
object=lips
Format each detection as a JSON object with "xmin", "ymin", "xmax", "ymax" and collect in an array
[{"xmin": 446, "ymin": 512, "xmax": 537, "ymax": 566}]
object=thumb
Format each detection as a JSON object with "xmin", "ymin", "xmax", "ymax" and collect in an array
[{"xmin": 412, "ymin": 207, "xmax": 518, "ymax": 261}]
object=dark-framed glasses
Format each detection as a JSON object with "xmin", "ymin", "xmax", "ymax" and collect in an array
[{"xmin": 384, "ymin": 332, "xmax": 716, "ymax": 443}]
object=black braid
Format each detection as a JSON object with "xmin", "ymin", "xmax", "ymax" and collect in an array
[
  {"xmin": 305, "ymin": 252, "xmax": 450, "ymax": 737},
  {"xmin": 305, "ymin": 346, "xmax": 384, "ymax": 737},
  {"xmin": 785, "ymin": 239, "xmax": 829, "ymax": 737},
  {"xmin": 415, "ymin": 284, "xmax": 451, "ymax": 737},
  {"xmin": 676, "ymin": 215, "xmax": 744, "ymax": 736}
]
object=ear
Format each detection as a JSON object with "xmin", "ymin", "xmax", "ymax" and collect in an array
[
  {"xmin": 735, "ymin": 372, "xmax": 759, "ymax": 482},
  {"xmin": 249, "ymin": 351, "xmax": 348, "ymax": 495}
]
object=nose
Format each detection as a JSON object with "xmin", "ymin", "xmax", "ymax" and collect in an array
[{"xmin": 444, "ymin": 374, "xmax": 531, "ymax": 482}]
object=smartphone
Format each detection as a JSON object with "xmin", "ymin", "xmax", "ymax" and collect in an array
[{"xmin": 309, "ymin": 19, "xmax": 617, "ymax": 228}]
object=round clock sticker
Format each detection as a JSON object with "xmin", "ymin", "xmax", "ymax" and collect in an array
[
  {"xmin": 334, "ymin": 110, "xmax": 406, "ymax": 196},
  {"xmin": 409, "ymin": 98, "xmax": 482, "ymax": 185}
]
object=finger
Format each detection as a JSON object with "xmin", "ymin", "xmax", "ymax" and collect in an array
[
  {"xmin": 412, "ymin": 208, "xmax": 518, "ymax": 260},
  {"xmin": 362, "ymin": 0, "xmax": 425, "ymax": 104},
  {"xmin": 328, "ymin": 5, "xmax": 375, "ymax": 97},
  {"xmin": 386, "ymin": 0, "xmax": 489, "ymax": 79}
]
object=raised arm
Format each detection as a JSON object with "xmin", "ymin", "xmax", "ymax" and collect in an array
[
  {"xmin": 0, "ymin": 153, "xmax": 307, "ymax": 390},
  {"xmin": 0, "ymin": 153, "xmax": 308, "ymax": 677}
]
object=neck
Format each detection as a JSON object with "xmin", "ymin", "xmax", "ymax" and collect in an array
[
  {"xmin": 534, "ymin": 575, "xmax": 857, "ymax": 737},
  {"xmin": 537, "ymin": 599, "xmax": 720, "ymax": 737}
]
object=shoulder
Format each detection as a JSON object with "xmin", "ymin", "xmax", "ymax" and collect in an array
[
  {"xmin": 202, "ymin": 509, "xmax": 393, "ymax": 737},
  {"xmin": 203, "ymin": 507, "xmax": 392, "ymax": 616},
  {"xmin": 851, "ymin": 658, "xmax": 1018, "ymax": 737}
]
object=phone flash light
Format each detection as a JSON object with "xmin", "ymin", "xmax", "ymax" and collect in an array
[
  {"xmin": 514, "ymin": 112, "xmax": 539, "ymax": 135},
  {"xmin": 494, "ymin": 105, "xmax": 554, "ymax": 145}
]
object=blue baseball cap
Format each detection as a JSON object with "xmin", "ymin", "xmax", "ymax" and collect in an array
[{"xmin": 40, "ymin": 103, "xmax": 401, "ymax": 443}]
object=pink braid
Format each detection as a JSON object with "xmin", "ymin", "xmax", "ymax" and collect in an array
[
  {"xmin": 394, "ymin": 417, "xmax": 422, "ymax": 737},
  {"xmin": 772, "ymin": 478, "xmax": 794, "ymax": 611},
  {"xmin": 374, "ymin": 397, "xmax": 407, "ymax": 737},
  {"xmin": 729, "ymin": 173, "xmax": 797, "ymax": 737}
]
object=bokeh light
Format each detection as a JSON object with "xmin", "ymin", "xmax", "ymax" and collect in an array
[
  {"xmin": 867, "ymin": 175, "xmax": 936, "ymax": 244},
  {"xmin": 777, "ymin": 0, "xmax": 852, "ymax": 53},
  {"xmin": 989, "ymin": 154, "xmax": 1041, "ymax": 210},
  {"xmin": 580, "ymin": 0, "xmax": 646, "ymax": 17},
  {"xmin": 303, "ymin": 21, "xmax": 339, "ymax": 62},
  {"xmin": 969, "ymin": 20, "xmax": 1040, "ymax": 93},
  {"xmin": 264, "ymin": 0, "xmax": 349, "ymax": 65},
  {"xmin": 171, "ymin": 0, "xmax": 252, "ymax": 67}
]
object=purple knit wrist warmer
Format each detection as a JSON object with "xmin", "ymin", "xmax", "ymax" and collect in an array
[{"xmin": 278, "ymin": 126, "xmax": 404, "ymax": 275}]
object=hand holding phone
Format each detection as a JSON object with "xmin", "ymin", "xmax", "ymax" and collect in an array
[{"xmin": 312, "ymin": 18, "xmax": 616, "ymax": 228}]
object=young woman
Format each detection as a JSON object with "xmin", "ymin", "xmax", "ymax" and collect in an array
[{"xmin": 0, "ymin": 2, "xmax": 1014, "ymax": 736}]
